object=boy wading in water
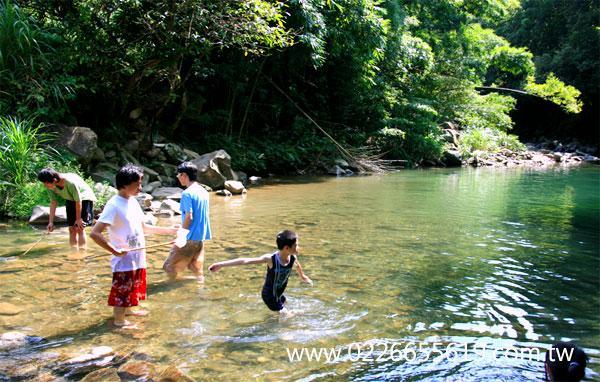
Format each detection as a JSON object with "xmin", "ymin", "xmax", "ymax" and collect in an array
[
  {"xmin": 90, "ymin": 164, "xmax": 177, "ymax": 329},
  {"xmin": 163, "ymin": 162, "xmax": 211, "ymax": 282},
  {"xmin": 38, "ymin": 168, "xmax": 97, "ymax": 250},
  {"xmin": 209, "ymin": 230, "xmax": 312, "ymax": 316}
]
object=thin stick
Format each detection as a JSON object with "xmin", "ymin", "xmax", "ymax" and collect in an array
[
  {"xmin": 22, "ymin": 232, "xmax": 49, "ymax": 256},
  {"xmin": 127, "ymin": 241, "xmax": 174, "ymax": 252},
  {"xmin": 86, "ymin": 240, "xmax": 174, "ymax": 261}
]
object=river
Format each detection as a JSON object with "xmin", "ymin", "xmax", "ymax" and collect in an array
[{"xmin": 0, "ymin": 166, "xmax": 598, "ymax": 381}]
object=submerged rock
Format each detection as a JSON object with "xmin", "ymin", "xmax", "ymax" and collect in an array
[
  {"xmin": 157, "ymin": 365, "xmax": 195, "ymax": 382},
  {"xmin": 117, "ymin": 360, "xmax": 156, "ymax": 380},
  {"xmin": 80, "ymin": 367, "xmax": 120, "ymax": 382},
  {"xmin": 0, "ymin": 302, "xmax": 23, "ymax": 316},
  {"xmin": 224, "ymin": 180, "xmax": 246, "ymax": 195}
]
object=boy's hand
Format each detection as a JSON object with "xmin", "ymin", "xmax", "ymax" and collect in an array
[
  {"xmin": 47, "ymin": 222, "xmax": 54, "ymax": 232},
  {"xmin": 208, "ymin": 263, "xmax": 221, "ymax": 272},
  {"xmin": 112, "ymin": 248, "xmax": 128, "ymax": 257},
  {"xmin": 301, "ymin": 275, "xmax": 313, "ymax": 285}
]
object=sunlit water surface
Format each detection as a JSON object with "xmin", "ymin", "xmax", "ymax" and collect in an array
[{"xmin": 0, "ymin": 166, "xmax": 598, "ymax": 381}]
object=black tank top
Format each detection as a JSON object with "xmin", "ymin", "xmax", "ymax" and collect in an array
[{"xmin": 262, "ymin": 252, "xmax": 296, "ymax": 300}]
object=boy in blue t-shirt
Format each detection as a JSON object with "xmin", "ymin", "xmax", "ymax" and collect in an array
[{"xmin": 163, "ymin": 162, "xmax": 212, "ymax": 282}]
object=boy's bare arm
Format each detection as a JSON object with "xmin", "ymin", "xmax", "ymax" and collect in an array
[
  {"xmin": 90, "ymin": 222, "xmax": 127, "ymax": 256},
  {"xmin": 209, "ymin": 254, "xmax": 271, "ymax": 272},
  {"xmin": 295, "ymin": 258, "xmax": 313, "ymax": 285},
  {"xmin": 142, "ymin": 222, "xmax": 177, "ymax": 236}
]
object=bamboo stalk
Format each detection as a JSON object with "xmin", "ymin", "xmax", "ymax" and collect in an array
[{"xmin": 21, "ymin": 231, "xmax": 49, "ymax": 256}]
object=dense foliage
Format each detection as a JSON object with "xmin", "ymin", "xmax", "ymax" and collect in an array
[{"xmin": 0, "ymin": 0, "xmax": 594, "ymax": 178}]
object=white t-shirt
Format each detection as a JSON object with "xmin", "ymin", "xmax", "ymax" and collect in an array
[{"xmin": 98, "ymin": 195, "xmax": 146, "ymax": 272}]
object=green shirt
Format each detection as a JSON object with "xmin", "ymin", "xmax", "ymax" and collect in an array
[{"xmin": 48, "ymin": 173, "xmax": 97, "ymax": 203}]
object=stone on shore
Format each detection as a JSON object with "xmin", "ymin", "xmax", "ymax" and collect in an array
[{"xmin": 29, "ymin": 206, "xmax": 67, "ymax": 225}]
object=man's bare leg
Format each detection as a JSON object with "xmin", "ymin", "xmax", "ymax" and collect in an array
[
  {"xmin": 77, "ymin": 228, "xmax": 87, "ymax": 251},
  {"xmin": 68, "ymin": 226, "xmax": 78, "ymax": 249}
]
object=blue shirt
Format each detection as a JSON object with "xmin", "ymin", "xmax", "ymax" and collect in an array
[{"xmin": 180, "ymin": 183, "xmax": 212, "ymax": 241}]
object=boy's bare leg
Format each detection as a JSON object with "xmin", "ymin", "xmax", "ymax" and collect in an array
[
  {"xmin": 113, "ymin": 307, "xmax": 137, "ymax": 328},
  {"xmin": 125, "ymin": 307, "xmax": 149, "ymax": 316}
]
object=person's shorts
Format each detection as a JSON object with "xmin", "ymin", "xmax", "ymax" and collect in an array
[
  {"xmin": 65, "ymin": 200, "xmax": 94, "ymax": 227},
  {"xmin": 261, "ymin": 291, "xmax": 286, "ymax": 311},
  {"xmin": 162, "ymin": 240, "xmax": 204, "ymax": 275},
  {"xmin": 108, "ymin": 268, "xmax": 147, "ymax": 307}
]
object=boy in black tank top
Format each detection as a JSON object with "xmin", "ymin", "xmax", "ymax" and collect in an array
[{"xmin": 209, "ymin": 230, "xmax": 312, "ymax": 315}]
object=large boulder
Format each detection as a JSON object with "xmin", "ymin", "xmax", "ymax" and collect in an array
[
  {"xmin": 54, "ymin": 126, "xmax": 99, "ymax": 165},
  {"xmin": 191, "ymin": 150, "xmax": 235, "ymax": 190},
  {"xmin": 162, "ymin": 143, "xmax": 187, "ymax": 164},
  {"xmin": 442, "ymin": 150, "xmax": 463, "ymax": 167},
  {"xmin": 151, "ymin": 187, "xmax": 183, "ymax": 200},
  {"xmin": 224, "ymin": 180, "xmax": 246, "ymax": 195},
  {"xmin": 29, "ymin": 206, "xmax": 67, "ymax": 225}
]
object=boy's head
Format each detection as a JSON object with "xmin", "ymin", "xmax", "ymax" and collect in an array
[
  {"xmin": 176, "ymin": 161, "xmax": 198, "ymax": 186},
  {"xmin": 545, "ymin": 342, "xmax": 587, "ymax": 381},
  {"xmin": 38, "ymin": 168, "xmax": 61, "ymax": 189},
  {"xmin": 116, "ymin": 164, "xmax": 143, "ymax": 193},
  {"xmin": 276, "ymin": 230, "xmax": 298, "ymax": 251}
]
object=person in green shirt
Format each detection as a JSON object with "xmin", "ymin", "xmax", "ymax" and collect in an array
[{"xmin": 37, "ymin": 168, "xmax": 97, "ymax": 250}]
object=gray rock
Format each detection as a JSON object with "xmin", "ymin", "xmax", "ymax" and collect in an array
[
  {"xmin": 191, "ymin": 150, "xmax": 235, "ymax": 190},
  {"xmin": 334, "ymin": 158, "xmax": 349, "ymax": 168},
  {"xmin": 124, "ymin": 140, "xmax": 139, "ymax": 152},
  {"xmin": 142, "ymin": 181, "xmax": 162, "ymax": 194},
  {"xmin": 90, "ymin": 170, "xmax": 115, "ymax": 186},
  {"xmin": 249, "ymin": 176, "xmax": 262, "ymax": 184},
  {"xmin": 80, "ymin": 367, "xmax": 120, "ymax": 382},
  {"xmin": 146, "ymin": 147, "xmax": 162, "ymax": 159},
  {"xmin": 152, "ymin": 187, "xmax": 183, "ymax": 200},
  {"xmin": 118, "ymin": 361, "xmax": 156, "ymax": 380},
  {"xmin": 216, "ymin": 189, "xmax": 232, "ymax": 197},
  {"xmin": 29, "ymin": 206, "xmax": 67, "ymax": 225},
  {"xmin": 183, "ymin": 148, "xmax": 201, "ymax": 160},
  {"xmin": 135, "ymin": 193, "xmax": 153, "ymax": 209},
  {"xmin": 162, "ymin": 143, "xmax": 187, "ymax": 163},
  {"xmin": 160, "ymin": 199, "xmax": 181, "ymax": 214},
  {"xmin": 328, "ymin": 165, "xmax": 347, "ymax": 176},
  {"xmin": 94, "ymin": 183, "xmax": 117, "ymax": 202},
  {"xmin": 234, "ymin": 171, "xmax": 248, "ymax": 185},
  {"xmin": 54, "ymin": 126, "xmax": 99, "ymax": 165},
  {"xmin": 157, "ymin": 365, "xmax": 195, "ymax": 382},
  {"xmin": 442, "ymin": 150, "xmax": 462, "ymax": 167},
  {"xmin": 154, "ymin": 209, "xmax": 174, "ymax": 218},
  {"xmin": 143, "ymin": 213, "xmax": 157, "ymax": 226},
  {"xmin": 224, "ymin": 180, "xmax": 246, "ymax": 195},
  {"xmin": 554, "ymin": 152, "xmax": 563, "ymax": 162},
  {"xmin": 153, "ymin": 163, "xmax": 178, "ymax": 180},
  {"xmin": 129, "ymin": 108, "xmax": 142, "ymax": 120}
]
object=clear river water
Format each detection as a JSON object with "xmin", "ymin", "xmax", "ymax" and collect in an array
[{"xmin": 0, "ymin": 166, "xmax": 598, "ymax": 381}]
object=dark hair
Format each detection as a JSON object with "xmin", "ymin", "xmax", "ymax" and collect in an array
[
  {"xmin": 177, "ymin": 161, "xmax": 198, "ymax": 181},
  {"xmin": 116, "ymin": 163, "xmax": 143, "ymax": 189},
  {"xmin": 37, "ymin": 168, "xmax": 60, "ymax": 183},
  {"xmin": 276, "ymin": 230, "xmax": 297, "ymax": 250},
  {"xmin": 545, "ymin": 342, "xmax": 587, "ymax": 381}
]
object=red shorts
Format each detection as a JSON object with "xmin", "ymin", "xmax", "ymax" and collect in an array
[{"xmin": 108, "ymin": 268, "xmax": 147, "ymax": 307}]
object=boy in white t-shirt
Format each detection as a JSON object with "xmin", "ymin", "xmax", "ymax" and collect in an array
[{"xmin": 90, "ymin": 164, "xmax": 177, "ymax": 328}]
